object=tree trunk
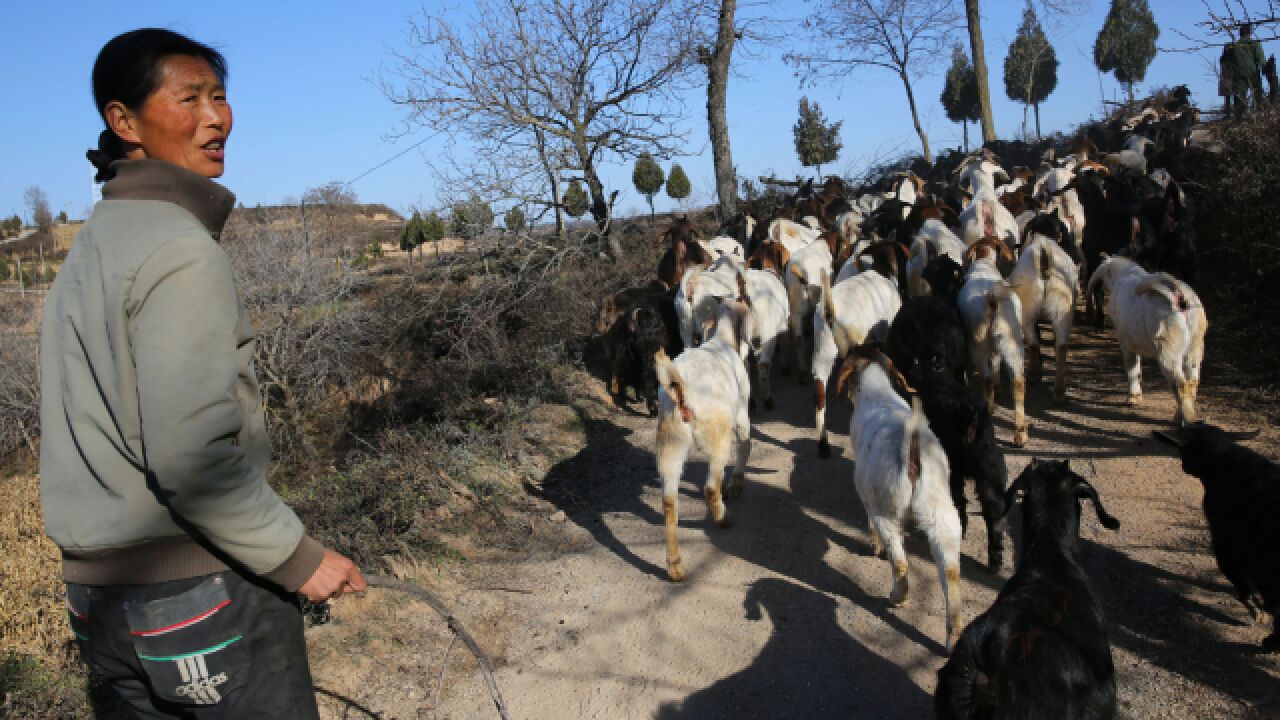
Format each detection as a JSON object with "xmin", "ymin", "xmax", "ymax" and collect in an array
[
  {"xmin": 964, "ymin": 0, "xmax": 997, "ymax": 144},
  {"xmin": 963, "ymin": 120, "xmax": 969, "ymax": 153},
  {"xmin": 704, "ymin": 0, "xmax": 739, "ymax": 223},
  {"xmin": 648, "ymin": 196, "xmax": 655, "ymax": 228},
  {"xmin": 577, "ymin": 143, "xmax": 624, "ymax": 259},
  {"xmin": 899, "ymin": 71, "xmax": 933, "ymax": 164},
  {"xmin": 534, "ymin": 128, "xmax": 565, "ymax": 242},
  {"xmin": 1034, "ymin": 102, "xmax": 1041, "ymax": 139},
  {"xmin": 1022, "ymin": 104, "xmax": 1029, "ymax": 140},
  {"xmin": 1126, "ymin": 82, "xmax": 1135, "ymax": 106}
]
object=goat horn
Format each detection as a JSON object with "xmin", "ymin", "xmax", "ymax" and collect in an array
[{"xmin": 1152, "ymin": 430, "xmax": 1185, "ymax": 448}]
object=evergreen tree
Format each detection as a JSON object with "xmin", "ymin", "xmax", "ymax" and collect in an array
[
  {"xmin": 1004, "ymin": 2, "xmax": 1058, "ymax": 139},
  {"xmin": 941, "ymin": 44, "xmax": 982, "ymax": 152},
  {"xmin": 450, "ymin": 195, "xmax": 494, "ymax": 241},
  {"xmin": 632, "ymin": 152, "xmax": 665, "ymax": 225},
  {"xmin": 563, "ymin": 180, "xmax": 589, "ymax": 218},
  {"xmin": 1094, "ymin": 0, "xmax": 1159, "ymax": 104},
  {"xmin": 422, "ymin": 211, "xmax": 446, "ymax": 259},
  {"xmin": 504, "ymin": 206, "xmax": 526, "ymax": 234},
  {"xmin": 400, "ymin": 211, "xmax": 423, "ymax": 251},
  {"xmin": 665, "ymin": 163, "xmax": 691, "ymax": 206},
  {"xmin": 792, "ymin": 97, "xmax": 843, "ymax": 178}
]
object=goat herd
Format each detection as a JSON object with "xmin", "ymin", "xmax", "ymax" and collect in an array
[{"xmin": 595, "ymin": 99, "xmax": 1278, "ymax": 718}]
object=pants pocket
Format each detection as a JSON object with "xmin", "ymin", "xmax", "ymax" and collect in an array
[{"xmin": 124, "ymin": 574, "xmax": 247, "ymax": 706}]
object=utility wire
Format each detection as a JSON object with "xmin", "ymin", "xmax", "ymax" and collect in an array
[{"xmin": 341, "ymin": 130, "xmax": 442, "ymax": 189}]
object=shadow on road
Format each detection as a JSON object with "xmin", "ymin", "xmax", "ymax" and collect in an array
[{"xmin": 654, "ymin": 577, "xmax": 932, "ymax": 720}]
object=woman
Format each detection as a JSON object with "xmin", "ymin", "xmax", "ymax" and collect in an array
[{"xmin": 41, "ymin": 28, "xmax": 365, "ymax": 717}]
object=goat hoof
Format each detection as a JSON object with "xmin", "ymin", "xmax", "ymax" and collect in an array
[
  {"xmin": 818, "ymin": 438, "xmax": 831, "ymax": 459},
  {"xmin": 1127, "ymin": 393, "xmax": 1143, "ymax": 406},
  {"xmin": 1012, "ymin": 428, "xmax": 1029, "ymax": 447},
  {"xmin": 724, "ymin": 478, "xmax": 744, "ymax": 501},
  {"xmin": 667, "ymin": 561, "xmax": 686, "ymax": 582},
  {"xmin": 1053, "ymin": 388, "xmax": 1067, "ymax": 404},
  {"xmin": 763, "ymin": 397, "xmax": 775, "ymax": 412},
  {"xmin": 890, "ymin": 584, "xmax": 910, "ymax": 607},
  {"xmin": 717, "ymin": 514, "xmax": 734, "ymax": 529}
]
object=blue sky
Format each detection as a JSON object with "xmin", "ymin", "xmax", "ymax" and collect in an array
[{"xmin": 0, "ymin": 1, "xmax": 1224, "ymax": 224}]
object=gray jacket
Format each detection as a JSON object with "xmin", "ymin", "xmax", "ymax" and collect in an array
[{"xmin": 40, "ymin": 159, "xmax": 322, "ymax": 590}]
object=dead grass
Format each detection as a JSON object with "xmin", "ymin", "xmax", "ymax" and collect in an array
[{"xmin": 0, "ymin": 466, "xmax": 99, "ymax": 719}]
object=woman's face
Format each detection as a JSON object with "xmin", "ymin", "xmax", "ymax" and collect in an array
[{"xmin": 126, "ymin": 55, "xmax": 232, "ymax": 178}]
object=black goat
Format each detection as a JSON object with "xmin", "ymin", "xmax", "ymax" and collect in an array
[
  {"xmin": 885, "ymin": 256, "xmax": 967, "ymax": 381},
  {"xmin": 602, "ymin": 303, "xmax": 676, "ymax": 416},
  {"xmin": 1073, "ymin": 171, "xmax": 1156, "ymax": 327},
  {"xmin": 937, "ymin": 459, "xmax": 1120, "ymax": 720},
  {"xmin": 1154, "ymin": 423, "xmax": 1279, "ymax": 650},
  {"xmin": 1133, "ymin": 182, "xmax": 1199, "ymax": 287},
  {"xmin": 907, "ymin": 366, "xmax": 1009, "ymax": 570}
]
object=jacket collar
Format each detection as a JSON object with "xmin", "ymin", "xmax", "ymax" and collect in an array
[{"xmin": 101, "ymin": 159, "xmax": 236, "ymax": 239}]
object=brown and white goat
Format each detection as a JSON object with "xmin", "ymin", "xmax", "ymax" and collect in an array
[
  {"xmin": 836, "ymin": 347, "xmax": 964, "ymax": 649},
  {"xmin": 654, "ymin": 300, "xmax": 753, "ymax": 581}
]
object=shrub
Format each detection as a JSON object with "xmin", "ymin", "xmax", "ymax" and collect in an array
[{"xmin": 1196, "ymin": 105, "xmax": 1280, "ymax": 383}]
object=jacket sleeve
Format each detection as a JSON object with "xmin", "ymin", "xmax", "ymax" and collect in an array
[{"xmin": 128, "ymin": 234, "xmax": 323, "ymax": 590}]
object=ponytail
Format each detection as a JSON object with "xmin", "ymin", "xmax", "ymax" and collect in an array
[{"xmin": 87, "ymin": 129, "xmax": 125, "ymax": 183}]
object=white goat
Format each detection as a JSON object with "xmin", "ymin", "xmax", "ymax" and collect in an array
[
  {"xmin": 906, "ymin": 219, "xmax": 966, "ymax": 296},
  {"xmin": 768, "ymin": 218, "xmax": 822, "ymax": 256},
  {"xmin": 742, "ymin": 267, "xmax": 790, "ymax": 410},
  {"xmin": 654, "ymin": 301, "xmax": 753, "ymax": 582},
  {"xmin": 960, "ymin": 187, "xmax": 1020, "ymax": 250},
  {"xmin": 811, "ymin": 267, "xmax": 901, "ymax": 458},
  {"xmin": 784, "ymin": 232, "xmax": 836, "ymax": 375},
  {"xmin": 1086, "ymin": 256, "xmax": 1207, "ymax": 423},
  {"xmin": 959, "ymin": 238, "xmax": 1029, "ymax": 446},
  {"xmin": 698, "ymin": 235, "xmax": 746, "ymax": 263},
  {"xmin": 836, "ymin": 348, "xmax": 963, "ymax": 649},
  {"xmin": 1010, "ymin": 227, "xmax": 1078, "ymax": 401},
  {"xmin": 680, "ymin": 258, "xmax": 790, "ymax": 410}
]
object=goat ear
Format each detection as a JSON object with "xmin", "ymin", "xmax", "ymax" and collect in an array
[
  {"xmin": 628, "ymin": 306, "xmax": 641, "ymax": 334},
  {"xmin": 1225, "ymin": 428, "xmax": 1262, "ymax": 441},
  {"xmin": 1073, "ymin": 478, "xmax": 1121, "ymax": 530},
  {"xmin": 1152, "ymin": 430, "xmax": 1186, "ymax": 448}
]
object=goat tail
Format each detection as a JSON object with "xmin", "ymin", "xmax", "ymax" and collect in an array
[
  {"xmin": 1134, "ymin": 272, "xmax": 1200, "ymax": 313},
  {"xmin": 735, "ymin": 270, "xmax": 753, "ymax": 308},
  {"xmin": 903, "ymin": 396, "xmax": 924, "ymax": 490},
  {"xmin": 1037, "ymin": 242, "xmax": 1053, "ymax": 281},
  {"xmin": 974, "ymin": 284, "xmax": 1011, "ymax": 344},
  {"xmin": 654, "ymin": 349, "xmax": 694, "ymax": 423}
]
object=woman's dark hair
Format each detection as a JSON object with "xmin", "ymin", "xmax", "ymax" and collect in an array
[{"xmin": 88, "ymin": 28, "xmax": 228, "ymax": 182}]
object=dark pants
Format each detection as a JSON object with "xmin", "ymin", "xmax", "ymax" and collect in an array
[{"xmin": 67, "ymin": 570, "xmax": 320, "ymax": 719}]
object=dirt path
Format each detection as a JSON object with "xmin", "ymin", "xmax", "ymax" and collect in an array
[{"xmin": 311, "ymin": 322, "xmax": 1280, "ymax": 720}]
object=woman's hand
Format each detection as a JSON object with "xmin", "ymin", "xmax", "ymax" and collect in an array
[{"xmin": 298, "ymin": 549, "xmax": 367, "ymax": 602}]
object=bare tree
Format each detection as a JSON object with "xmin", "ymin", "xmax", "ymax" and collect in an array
[
  {"xmin": 786, "ymin": 0, "xmax": 962, "ymax": 164},
  {"xmin": 24, "ymin": 186, "xmax": 52, "ymax": 235},
  {"xmin": 0, "ymin": 324, "xmax": 40, "ymax": 457},
  {"xmin": 1164, "ymin": 0, "xmax": 1280, "ymax": 51},
  {"xmin": 383, "ymin": 0, "xmax": 695, "ymax": 258},
  {"xmin": 220, "ymin": 212, "xmax": 371, "ymax": 458}
]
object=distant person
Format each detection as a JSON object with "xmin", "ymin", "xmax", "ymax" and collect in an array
[
  {"xmin": 41, "ymin": 28, "xmax": 366, "ymax": 717},
  {"xmin": 1220, "ymin": 42, "xmax": 1236, "ymax": 116},
  {"xmin": 1229, "ymin": 23, "xmax": 1266, "ymax": 116}
]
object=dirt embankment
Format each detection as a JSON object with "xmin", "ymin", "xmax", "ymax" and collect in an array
[{"xmin": 307, "ymin": 322, "xmax": 1280, "ymax": 720}]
